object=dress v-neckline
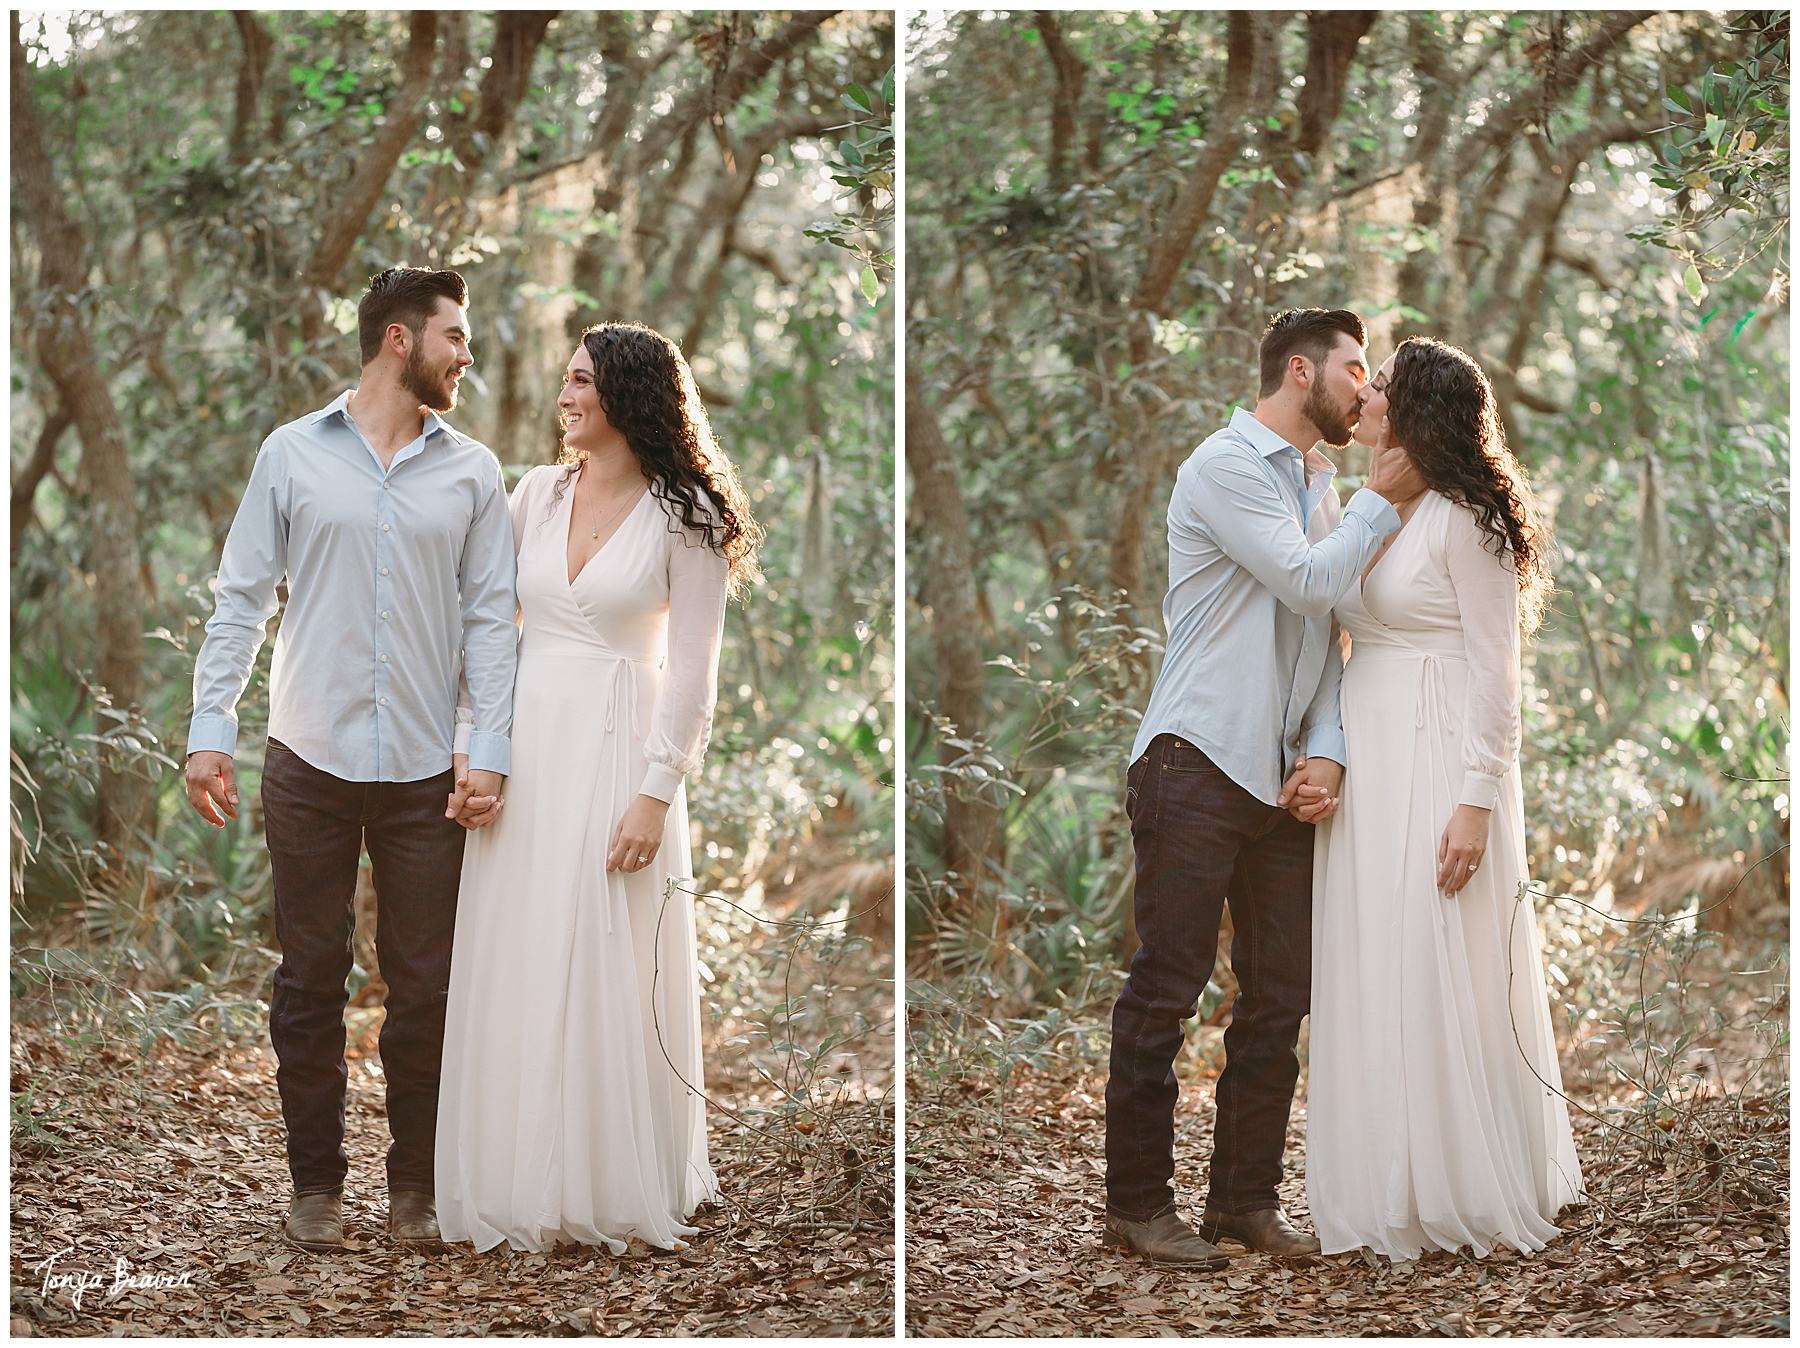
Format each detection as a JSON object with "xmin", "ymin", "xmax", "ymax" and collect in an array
[
  {"xmin": 564, "ymin": 480, "xmax": 650, "ymax": 588},
  {"xmin": 1361, "ymin": 490, "xmax": 1434, "ymax": 593}
]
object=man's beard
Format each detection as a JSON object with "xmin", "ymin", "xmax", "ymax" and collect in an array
[
  {"xmin": 1301, "ymin": 379, "xmax": 1356, "ymax": 448},
  {"xmin": 401, "ymin": 346, "xmax": 459, "ymax": 412}
]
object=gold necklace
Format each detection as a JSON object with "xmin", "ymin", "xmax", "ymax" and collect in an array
[{"xmin": 582, "ymin": 467, "xmax": 644, "ymax": 540}]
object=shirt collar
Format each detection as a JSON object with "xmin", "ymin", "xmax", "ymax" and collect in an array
[
  {"xmin": 313, "ymin": 390, "xmax": 450, "ymax": 441},
  {"xmin": 1230, "ymin": 406, "xmax": 1337, "ymax": 480}
]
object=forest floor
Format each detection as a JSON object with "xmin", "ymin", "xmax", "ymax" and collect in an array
[
  {"xmin": 906, "ymin": 1063, "xmax": 1789, "ymax": 1338},
  {"xmin": 11, "ymin": 1006, "xmax": 894, "ymax": 1338}
]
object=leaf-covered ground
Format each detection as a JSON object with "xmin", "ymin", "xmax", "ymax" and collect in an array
[
  {"xmin": 11, "ymin": 1015, "xmax": 893, "ymax": 1338},
  {"xmin": 906, "ymin": 1065, "xmax": 1788, "ymax": 1338}
]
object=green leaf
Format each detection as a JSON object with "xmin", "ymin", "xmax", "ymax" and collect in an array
[
  {"xmin": 860, "ymin": 264, "xmax": 879, "ymax": 305},
  {"xmin": 1682, "ymin": 263, "xmax": 1707, "ymax": 304},
  {"xmin": 1729, "ymin": 309, "xmax": 1759, "ymax": 342},
  {"xmin": 1665, "ymin": 86, "xmax": 1694, "ymax": 113},
  {"xmin": 1705, "ymin": 113, "xmax": 1727, "ymax": 147},
  {"xmin": 838, "ymin": 139, "xmax": 865, "ymax": 167},
  {"xmin": 842, "ymin": 82, "xmax": 871, "ymax": 111},
  {"xmin": 882, "ymin": 66, "xmax": 895, "ymax": 109}
]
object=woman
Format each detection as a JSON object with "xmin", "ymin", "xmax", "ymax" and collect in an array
[
  {"xmin": 435, "ymin": 322, "xmax": 761, "ymax": 1253},
  {"xmin": 1305, "ymin": 337, "xmax": 1582, "ymax": 1260}
]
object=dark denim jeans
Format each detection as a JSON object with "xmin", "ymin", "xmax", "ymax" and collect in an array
[
  {"xmin": 1105, "ymin": 734, "xmax": 1314, "ymax": 1221},
  {"xmin": 260, "ymin": 740, "xmax": 464, "ymax": 1196}
]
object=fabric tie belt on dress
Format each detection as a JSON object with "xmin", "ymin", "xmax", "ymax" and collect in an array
[{"xmin": 1355, "ymin": 643, "xmax": 1466, "ymax": 926}]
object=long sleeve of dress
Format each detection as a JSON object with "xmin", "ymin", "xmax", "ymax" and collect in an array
[
  {"xmin": 1445, "ymin": 503, "xmax": 1522, "ymax": 809},
  {"xmin": 638, "ymin": 523, "xmax": 729, "ymax": 804}
]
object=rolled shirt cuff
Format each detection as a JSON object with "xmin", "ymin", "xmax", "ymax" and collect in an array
[
  {"xmin": 186, "ymin": 714, "xmax": 240, "ymax": 760},
  {"xmin": 1459, "ymin": 770, "xmax": 1503, "ymax": 810},
  {"xmin": 1303, "ymin": 724, "xmax": 1347, "ymax": 767},
  {"xmin": 464, "ymin": 730, "xmax": 511, "ymax": 777},
  {"xmin": 638, "ymin": 761, "xmax": 685, "ymax": 804},
  {"xmin": 1346, "ymin": 487, "xmax": 1402, "ymax": 537},
  {"xmin": 452, "ymin": 721, "xmax": 472, "ymax": 757}
]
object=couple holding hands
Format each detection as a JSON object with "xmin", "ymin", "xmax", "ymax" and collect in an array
[{"xmin": 184, "ymin": 266, "xmax": 756, "ymax": 1257}]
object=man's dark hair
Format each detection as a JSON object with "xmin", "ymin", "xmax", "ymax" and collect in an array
[
  {"xmin": 1258, "ymin": 308, "xmax": 1366, "ymax": 397},
  {"xmin": 357, "ymin": 266, "xmax": 468, "ymax": 365}
]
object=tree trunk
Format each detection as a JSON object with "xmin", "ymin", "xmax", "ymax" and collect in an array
[
  {"xmin": 12, "ymin": 16, "xmax": 150, "ymax": 854},
  {"xmin": 906, "ymin": 361, "xmax": 1001, "ymax": 886}
]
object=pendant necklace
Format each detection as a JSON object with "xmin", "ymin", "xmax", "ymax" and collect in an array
[{"xmin": 583, "ymin": 464, "xmax": 643, "ymax": 539}]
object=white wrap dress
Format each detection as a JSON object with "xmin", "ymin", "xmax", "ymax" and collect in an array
[
  {"xmin": 436, "ymin": 463, "xmax": 725, "ymax": 1253},
  {"xmin": 1306, "ymin": 490, "xmax": 1583, "ymax": 1260}
]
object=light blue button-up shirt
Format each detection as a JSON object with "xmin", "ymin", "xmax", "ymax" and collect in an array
[
  {"xmin": 1130, "ymin": 407, "xmax": 1401, "ymax": 805},
  {"xmin": 187, "ymin": 392, "xmax": 518, "ymax": 781}
]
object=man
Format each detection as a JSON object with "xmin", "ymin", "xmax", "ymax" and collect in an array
[
  {"xmin": 1104, "ymin": 308, "xmax": 1415, "ymax": 1267},
  {"xmin": 184, "ymin": 266, "xmax": 517, "ymax": 1252}
]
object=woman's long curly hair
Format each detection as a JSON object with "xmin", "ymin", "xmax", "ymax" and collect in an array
[
  {"xmin": 551, "ymin": 322, "xmax": 763, "ymax": 597},
  {"xmin": 1385, "ymin": 336, "xmax": 1553, "ymax": 633}
]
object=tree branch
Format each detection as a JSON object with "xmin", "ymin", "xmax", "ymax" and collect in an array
[
  {"xmin": 297, "ymin": 11, "xmax": 440, "ymax": 344},
  {"xmin": 1454, "ymin": 11, "xmax": 1654, "ymax": 179},
  {"xmin": 637, "ymin": 12, "xmax": 839, "ymax": 170},
  {"xmin": 679, "ymin": 112, "xmax": 837, "ymax": 354},
  {"xmin": 11, "ymin": 401, "xmax": 71, "ymax": 567},
  {"xmin": 229, "ymin": 12, "xmax": 273, "ymax": 165},
  {"xmin": 1126, "ymin": 11, "xmax": 1265, "ymax": 362},
  {"xmin": 1036, "ymin": 11, "xmax": 1087, "ymax": 190},
  {"xmin": 448, "ymin": 10, "xmax": 555, "ymax": 182}
]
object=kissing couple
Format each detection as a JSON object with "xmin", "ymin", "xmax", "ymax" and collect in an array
[
  {"xmin": 1103, "ymin": 308, "xmax": 1585, "ymax": 1266},
  {"xmin": 184, "ymin": 265, "xmax": 761, "ymax": 1255}
]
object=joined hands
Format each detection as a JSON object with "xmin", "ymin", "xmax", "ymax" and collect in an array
[
  {"xmin": 1278, "ymin": 754, "xmax": 1342, "ymax": 824},
  {"xmin": 447, "ymin": 756, "xmax": 506, "ymax": 829}
]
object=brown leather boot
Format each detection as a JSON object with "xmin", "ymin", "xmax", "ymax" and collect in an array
[
  {"xmin": 284, "ymin": 1192, "xmax": 344, "ymax": 1252},
  {"xmin": 1198, "ymin": 1206, "xmax": 1321, "ymax": 1257},
  {"xmin": 389, "ymin": 1190, "xmax": 442, "ymax": 1246},
  {"xmin": 1102, "ymin": 1210, "xmax": 1232, "ymax": 1268}
]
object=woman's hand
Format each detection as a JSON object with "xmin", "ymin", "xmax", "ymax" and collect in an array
[
  {"xmin": 1437, "ymin": 803, "xmax": 1492, "ymax": 895},
  {"xmin": 607, "ymin": 794, "xmax": 672, "ymax": 873}
]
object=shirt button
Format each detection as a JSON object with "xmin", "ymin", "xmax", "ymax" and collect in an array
[
  {"xmin": 379, "ymin": 698, "xmax": 388, "ymax": 706},
  {"xmin": 382, "ymin": 523, "xmax": 391, "ymax": 532},
  {"xmin": 380, "ymin": 567, "xmax": 389, "ymax": 576},
  {"xmin": 383, "ymin": 482, "xmax": 391, "ymax": 490},
  {"xmin": 380, "ymin": 655, "xmax": 389, "ymax": 663},
  {"xmin": 381, "ymin": 611, "xmax": 389, "ymax": 619}
]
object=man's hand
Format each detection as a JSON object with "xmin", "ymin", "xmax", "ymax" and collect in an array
[
  {"xmin": 607, "ymin": 794, "xmax": 671, "ymax": 872},
  {"xmin": 446, "ymin": 762, "xmax": 505, "ymax": 830},
  {"xmin": 1437, "ymin": 803, "xmax": 1491, "ymax": 895},
  {"xmin": 1364, "ymin": 416, "xmax": 1427, "ymax": 505},
  {"xmin": 1277, "ymin": 754, "xmax": 1343, "ymax": 824},
  {"xmin": 185, "ymin": 751, "xmax": 239, "ymax": 827}
]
